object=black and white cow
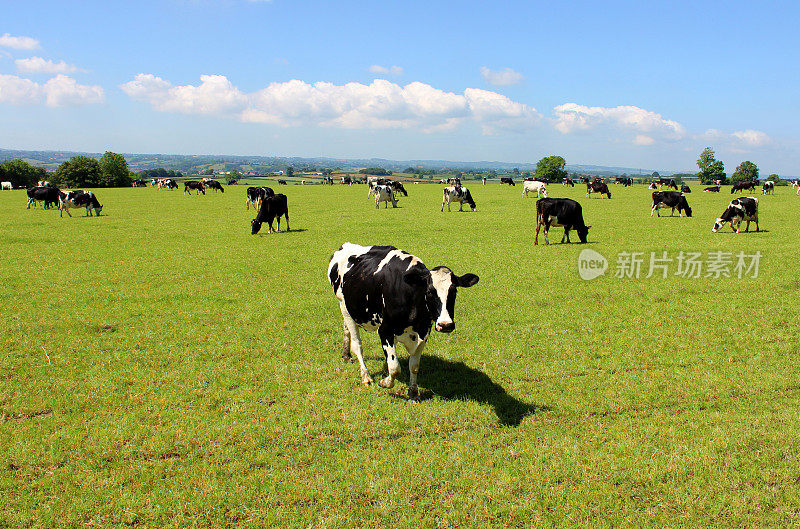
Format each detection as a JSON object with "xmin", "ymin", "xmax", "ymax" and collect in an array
[
  {"xmin": 657, "ymin": 178, "xmax": 678, "ymax": 190},
  {"xmin": 277, "ymin": 179, "xmax": 287, "ymax": 185},
  {"xmin": 534, "ymin": 198, "xmax": 590, "ymax": 245},
  {"xmin": 131, "ymin": 179, "xmax": 148, "ymax": 187},
  {"xmin": 327, "ymin": 243, "xmax": 479, "ymax": 399},
  {"xmin": 586, "ymin": 181, "xmax": 612, "ymax": 199},
  {"xmin": 246, "ymin": 186, "xmax": 274, "ymax": 210},
  {"xmin": 341, "ymin": 176, "xmax": 353, "ymax": 185},
  {"xmin": 227, "ymin": 179, "xmax": 238, "ymax": 185},
  {"xmin": 1, "ymin": 181, "xmax": 12, "ymax": 190},
  {"xmin": 680, "ymin": 184, "xmax": 691, "ymax": 193},
  {"xmin": 204, "ymin": 180, "xmax": 225, "ymax": 193},
  {"xmin": 615, "ymin": 177, "xmax": 633, "ymax": 187},
  {"xmin": 703, "ymin": 186, "xmax": 720, "ymax": 192},
  {"xmin": 184, "ymin": 181, "xmax": 206, "ymax": 195},
  {"xmin": 373, "ymin": 185, "xmax": 398, "ymax": 208},
  {"xmin": 59, "ymin": 190, "xmax": 103, "ymax": 217},
  {"xmin": 500, "ymin": 177, "xmax": 515, "ymax": 186},
  {"xmin": 648, "ymin": 182, "xmax": 658, "ymax": 190},
  {"xmin": 26, "ymin": 186, "xmax": 60, "ymax": 209},
  {"xmin": 482, "ymin": 177, "xmax": 487, "ymax": 185},
  {"xmin": 159, "ymin": 179, "xmax": 178, "ymax": 190},
  {"xmin": 390, "ymin": 181, "xmax": 408, "ymax": 197},
  {"xmin": 562, "ymin": 178, "xmax": 575, "ymax": 187},
  {"xmin": 441, "ymin": 186, "xmax": 476, "ymax": 212},
  {"xmin": 651, "ymin": 191, "xmax": 692, "ymax": 217},
  {"xmin": 251, "ymin": 194, "xmax": 289, "ymax": 234},
  {"xmin": 731, "ymin": 180, "xmax": 757, "ymax": 194},
  {"xmin": 712, "ymin": 197, "xmax": 759, "ymax": 233},
  {"xmin": 761, "ymin": 181, "xmax": 774, "ymax": 195}
]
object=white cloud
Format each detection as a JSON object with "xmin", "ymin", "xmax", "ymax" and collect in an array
[
  {"xmin": 369, "ymin": 65, "xmax": 404, "ymax": 76},
  {"xmin": 732, "ymin": 129, "xmax": 771, "ymax": 147},
  {"xmin": 480, "ymin": 67, "xmax": 524, "ymax": 86},
  {"xmin": 553, "ymin": 103, "xmax": 686, "ymax": 144},
  {"xmin": 16, "ymin": 56, "xmax": 82, "ymax": 74},
  {"xmin": 122, "ymin": 74, "xmax": 541, "ymax": 134},
  {"xmin": 700, "ymin": 128, "xmax": 772, "ymax": 151},
  {"xmin": 0, "ymin": 33, "xmax": 40, "ymax": 50},
  {"xmin": 0, "ymin": 73, "xmax": 104, "ymax": 107}
]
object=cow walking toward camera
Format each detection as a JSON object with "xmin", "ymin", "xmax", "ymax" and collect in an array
[
  {"xmin": 327, "ymin": 243, "xmax": 479, "ymax": 400},
  {"xmin": 373, "ymin": 185, "xmax": 398, "ymax": 208},
  {"xmin": 712, "ymin": 197, "xmax": 759, "ymax": 233},
  {"xmin": 251, "ymin": 194, "xmax": 289, "ymax": 234},
  {"xmin": 534, "ymin": 198, "xmax": 590, "ymax": 245},
  {"xmin": 441, "ymin": 186, "xmax": 476, "ymax": 212},
  {"xmin": 651, "ymin": 191, "xmax": 692, "ymax": 217}
]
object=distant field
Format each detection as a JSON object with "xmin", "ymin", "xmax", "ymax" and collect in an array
[{"xmin": 2, "ymin": 182, "xmax": 800, "ymax": 527}]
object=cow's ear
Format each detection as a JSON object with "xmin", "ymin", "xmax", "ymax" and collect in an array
[
  {"xmin": 454, "ymin": 273, "xmax": 479, "ymax": 288},
  {"xmin": 403, "ymin": 267, "xmax": 429, "ymax": 287}
]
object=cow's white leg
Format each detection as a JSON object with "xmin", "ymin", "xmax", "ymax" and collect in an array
[
  {"xmin": 650, "ymin": 205, "xmax": 656, "ymax": 217},
  {"xmin": 342, "ymin": 321, "xmax": 352, "ymax": 360},
  {"xmin": 543, "ymin": 224, "xmax": 551, "ymax": 245},
  {"xmin": 407, "ymin": 340, "xmax": 426, "ymax": 400},
  {"xmin": 339, "ymin": 305, "xmax": 372, "ymax": 386},
  {"xmin": 378, "ymin": 328, "xmax": 400, "ymax": 389}
]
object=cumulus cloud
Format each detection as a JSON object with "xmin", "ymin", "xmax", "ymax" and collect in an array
[
  {"xmin": 369, "ymin": 65, "xmax": 404, "ymax": 76},
  {"xmin": 121, "ymin": 74, "xmax": 540, "ymax": 134},
  {"xmin": 16, "ymin": 56, "xmax": 82, "ymax": 74},
  {"xmin": 553, "ymin": 103, "xmax": 686, "ymax": 145},
  {"xmin": 0, "ymin": 73, "xmax": 104, "ymax": 107},
  {"xmin": 700, "ymin": 128, "xmax": 772, "ymax": 151},
  {"xmin": 0, "ymin": 33, "xmax": 40, "ymax": 50},
  {"xmin": 731, "ymin": 129, "xmax": 771, "ymax": 147},
  {"xmin": 480, "ymin": 67, "xmax": 524, "ymax": 86}
]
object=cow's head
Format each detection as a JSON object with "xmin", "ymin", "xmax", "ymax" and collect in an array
[
  {"xmin": 251, "ymin": 218, "xmax": 262, "ymax": 235},
  {"xmin": 577, "ymin": 225, "xmax": 590, "ymax": 243},
  {"xmin": 682, "ymin": 204, "xmax": 692, "ymax": 217},
  {"xmin": 404, "ymin": 266, "xmax": 479, "ymax": 333},
  {"xmin": 711, "ymin": 218, "xmax": 726, "ymax": 232}
]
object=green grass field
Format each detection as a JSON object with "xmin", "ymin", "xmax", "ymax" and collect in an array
[{"xmin": 2, "ymin": 182, "xmax": 800, "ymax": 527}]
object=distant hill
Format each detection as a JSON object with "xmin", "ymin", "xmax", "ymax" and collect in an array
[{"xmin": 0, "ymin": 147, "xmax": 689, "ymax": 176}]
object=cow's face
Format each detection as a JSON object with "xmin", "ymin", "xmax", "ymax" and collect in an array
[
  {"xmin": 95, "ymin": 205, "xmax": 103, "ymax": 215},
  {"xmin": 712, "ymin": 218, "xmax": 726, "ymax": 232},
  {"xmin": 427, "ymin": 266, "xmax": 479, "ymax": 333},
  {"xmin": 251, "ymin": 219, "xmax": 262, "ymax": 235},
  {"xmin": 577, "ymin": 225, "xmax": 590, "ymax": 243},
  {"xmin": 683, "ymin": 205, "xmax": 692, "ymax": 217}
]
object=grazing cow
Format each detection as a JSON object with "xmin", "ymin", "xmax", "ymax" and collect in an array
[
  {"xmin": 522, "ymin": 180, "xmax": 548, "ymax": 198},
  {"xmin": 648, "ymin": 183, "xmax": 658, "ymax": 190},
  {"xmin": 131, "ymin": 179, "xmax": 148, "ymax": 187},
  {"xmin": 205, "ymin": 180, "xmax": 225, "ymax": 193},
  {"xmin": 373, "ymin": 185, "xmax": 398, "ymax": 208},
  {"xmin": 277, "ymin": 179, "xmax": 287, "ymax": 185},
  {"xmin": 37, "ymin": 180, "xmax": 51, "ymax": 187},
  {"xmin": 615, "ymin": 177, "xmax": 633, "ymax": 187},
  {"xmin": 656, "ymin": 178, "xmax": 677, "ymax": 190},
  {"xmin": 761, "ymin": 181, "xmax": 774, "ymax": 195},
  {"xmin": 251, "ymin": 194, "xmax": 289, "ymax": 234},
  {"xmin": 327, "ymin": 243, "xmax": 479, "ymax": 399},
  {"xmin": 704, "ymin": 186, "xmax": 720, "ymax": 192},
  {"xmin": 562, "ymin": 178, "xmax": 575, "ymax": 187},
  {"xmin": 680, "ymin": 184, "xmax": 691, "ymax": 193},
  {"xmin": 184, "ymin": 181, "xmax": 206, "ymax": 195},
  {"xmin": 586, "ymin": 181, "xmax": 612, "ymax": 199},
  {"xmin": 441, "ymin": 186, "xmax": 476, "ymax": 212},
  {"xmin": 59, "ymin": 190, "xmax": 103, "ymax": 217},
  {"xmin": 534, "ymin": 198, "xmax": 590, "ymax": 245},
  {"xmin": 1, "ymin": 181, "xmax": 12, "ymax": 190},
  {"xmin": 227, "ymin": 179, "xmax": 238, "ymax": 185},
  {"xmin": 500, "ymin": 177, "xmax": 515, "ymax": 186},
  {"xmin": 341, "ymin": 176, "xmax": 352, "ymax": 185},
  {"xmin": 26, "ymin": 186, "xmax": 60, "ymax": 209},
  {"xmin": 651, "ymin": 191, "xmax": 692, "ymax": 217},
  {"xmin": 731, "ymin": 180, "xmax": 757, "ymax": 194},
  {"xmin": 159, "ymin": 179, "xmax": 178, "ymax": 189},
  {"xmin": 246, "ymin": 186, "xmax": 274, "ymax": 210},
  {"xmin": 579, "ymin": 177, "xmax": 590, "ymax": 184},
  {"xmin": 712, "ymin": 197, "xmax": 759, "ymax": 233}
]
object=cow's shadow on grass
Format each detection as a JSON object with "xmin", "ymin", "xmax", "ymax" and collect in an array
[
  {"xmin": 394, "ymin": 356, "xmax": 547, "ymax": 427},
  {"xmin": 255, "ymin": 228, "xmax": 307, "ymax": 236}
]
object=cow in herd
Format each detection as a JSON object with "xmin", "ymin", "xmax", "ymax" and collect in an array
[
  {"xmin": 184, "ymin": 181, "xmax": 206, "ymax": 195},
  {"xmin": 204, "ymin": 180, "xmax": 224, "ymax": 193},
  {"xmin": 704, "ymin": 186, "xmax": 720, "ymax": 192},
  {"xmin": 522, "ymin": 180, "xmax": 547, "ymax": 198},
  {"xmin": 681, "ymin": 184, "xmax": 691, "ymax": 193},
  {"xmin": 373, "ymin": 185, "xmax": 398, "ymax": 208},
  {"xmin": 586, "ymin": 181, "xmax": 612, "ymax": 199},
  {"xmin": 500, "ymin": 177, "xmax": 515, "ymax": 186},
  {"xmin": 246, "ymin": 186, "xmax": 274, "ymax": 210},
  {"xmin": 327, "ymin": 242, "xmax": 479, "ymax": 399},
  {"xmin": 562, "ymin": 178, "xmax": 575, "ymax": 187},
  {"xmin": 441, "ymin": 186, "xmax": 476, "ymax": 212},
  {"xmin": 615, "ymin": 177, "xmax": 633, "ymax": 187},
  {"xmin": 1, "ymin": 181, "xmax": 12, "ymax": 190},
  {"xmin": 651, "ymin": 191, "xmax": 692, "ymax": 217},
  {"xmin": 731, "ymin": 180, "xmax": 757, "ymax": 194},
  {"xmin": 251, "ymin": 194, "xmax": 289, "ymax": 234},
  {"xmin": 712, "ymin": 197, "xmax": 758, "ymax": 233},
  {"xmin": 59, "ymin": 190, "xmax": 103, "ymax": 217},
  {"xmin": 534, "ymin": 198, "xmax": 590, "ymax": 245},
  {"xmin": 761, "ymin": 181, "xmax": 774, "ymax": 195}
]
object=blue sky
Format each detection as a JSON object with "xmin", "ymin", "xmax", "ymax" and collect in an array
[{"xmin": 1, "ymin": 0, "xmax": 799, "ymax": 174}]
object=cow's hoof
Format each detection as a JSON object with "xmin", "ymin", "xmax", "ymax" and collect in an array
[
  {"xmin": 408, "ymin": 386, "xmax": 420, "ymax": 402},
  {"xmin": 361, "ymin": 374, "xmax": 374, "ymax": 386},
  {"xmin": 378, "ymin": 376, "xmax": 395, "ymax": 389}
]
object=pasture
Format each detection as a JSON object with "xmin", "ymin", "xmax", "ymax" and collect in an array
[{"xmin": 2, "ymin": 182, "xmax": 800, "ymax": 527}]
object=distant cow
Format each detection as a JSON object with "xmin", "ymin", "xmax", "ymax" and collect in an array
[
  {"xmin": 390, "ymin": 181, "xmax": 408, "ymax": 197},
  {"xmin": 227, "ymin": 179, "xmax": 238, "ymax": 185},
  {"xmin": 579, "ymin": 177, "xmax": 590, "ymax": 184},
  {"xmin": 327, "ymin": 242, "xmax": 479, "ymax": 399},
  {"xmin": 703, "ymin": 186, "xmax": 720, "ymax": 192},
  {"xmin": 246, "ymin": 186, "xmax": 274, "ymax": 210},
  {"xmin": 712, "ymin": 197, "xmax": 759, "ymax": 233},
  {"xmin": 204, "ymin": 180, "xmax": 225, "ymax": 193},
  {"xmin": 26, "ymin": 186, "xmax": 60, "ymax": 209},
  {"xmin": 59, "ymin": 190, "xmax": 103, "ymax": 217},
  {"xmin": 37, "ymin": 180, "xmax": 51, "ymax": 187},
  {"xmin": 1, "ymin": 181, "xmax": 11, "ymax": 190},
  {"xmin": 562, "ymin": 178, "xmax": 575, "ymax": 187},
  {"xmin": 277, "ymin": 179, "xmax": 287, "ymax": 185},
  {"xmin": 615, "ymin": 177, "xmax": 633, "ymax": 187},
  {"xmin": 482, "ymin": 177, "xmax": 487, "ymax": 185},
  {"xmin": 341, "ymin": 176, "xmax": 353, "ymax": 185},
  {"xmin": 680, "ymin": 184, "xmax": 691, "ymax": 193},
  {"xmin": 651, "ymin": 191, "xmax": 692, "ymax": 217},
  {"xmin": 731, "ymin": 180, "xmax": 757, "ymax": 194},
  {"xmin": 184, "ymin": 181, "xmax": 206, "ymax": 195},
  {"xmin": 159, "ymin": 179, "xmax": 178, "ymax": 190},
  {"xmin": 500, "ymin": 177, "xmax": 515, "ymax": 186},
  {"xmin": 648, "ymin": 183, "xmax": 658, "ymax": 190},
  {"xmin": 251, "ymin": 194, "xmax": 289, "ymax": 234},
  {"xmin": 761, "ymin": 181, "xmax": 774, "ymax": 195},
  {"xmin": 441, "ymin": 186, "xmax": 476, "ymax": 212},
  {"xmin": 522, "ymin": 180, "xmax": 547, "ymax": 198},
  {"xmin": 534, "ymin": 198, "xmax": 590, "ymax": 245},
  {"xmin": 373, "ymin": 185, "xmax": 398, "ymax": 208},
  {"xmin": 657, "ymin": 178, "xmax": 678, "ymax": 190},
  {"xmin": 131, "ymin": 179, "xmax": 147, "ymax": 187},
  {"xmin": 586, "ymin": 181, "xmax": 612, "ymax": 199}
]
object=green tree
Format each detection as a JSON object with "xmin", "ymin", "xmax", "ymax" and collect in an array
[
  {"xmin": 99, "ymin": 151, "xmax": 131, "ymax": 187},
  {"xmin": 54, "ymin": 156, "xmax": 101, "ymax": 188},
  {"xmin": 731, "ymin": 160, "xmax": 759, "ymax": 183},
  {"xmin": 0, "ymin": 158, "xmax": 46, "ymax": 188},
  {"xmin": 696, "ymin": 147, "xmax": 727, "ymax": 185},
  {"xmin": 651, "ymin": 171, "xmax": 660, "ymax": 179},
  {"xmin": 286, "ymin": 166, "xmax": 294, "ymax": 179},
  {"xmin": 768, "ymin": 173, "xmax": 785, "ymax": 186},
  {"xmin": 534, "ymin": 155, "xmax": 567, "ymax": 183}
]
